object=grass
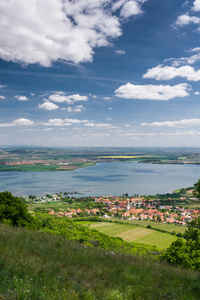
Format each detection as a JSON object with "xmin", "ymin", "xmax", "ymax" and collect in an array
[
  {"xmin": 0, "ymin": 224, "xmax": 200, "ymax": 300},
  {"xmin": 77, "ymin": 221, "xmax": 180, "ymax": 249}
]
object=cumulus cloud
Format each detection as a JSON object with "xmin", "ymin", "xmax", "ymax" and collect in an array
[
  {"xmin": 43, "ymin": 128, "xmax": 53, "ymax": 131},
  {"xmin": 164, "ymin": 49, "xmax": 200, "ymax": 67},
  {"xmin": 115, "ymin": 49, "xmax": 125, "ymax": 55},
  {"xmin": 115, "ymin": 83, "xmax": 190, "ymax": 100},
  {"xmin": 14, "ymin": 95, "xmax": 28, "ymax": 101},
  {"xmin": 38, "ymin": 102, "xmax": 59, "ymax": 110},
  {"xmin": 0, "ymin": 95, "xmax": 6, "ymax": 100},
  {"xmin": 143, "ymin": 64, "xmax": 200, "ymax": 81},
  {"xmin": 67, "ymin": 105, "xmax": 85, "ymax": 112},
  {"xmin": 120, "ymin": 1, "xmax": 143, "ymax": 18},
  {"xmin": 44, "ymin": 119, "xmax": 72, "ymax": 127},
  {"xmin": 44, "ymin": 118, "xmax": 89, "ymax": 126},
  {"xmin": 141, "ymin": 118, "xmax": 200, "ymax": 127},
  {"xmin": 48, "ymin": 93, "xmax": 88, "ymax": 104},
  {"xmin": 175, "ymin": 14, "xmax": 200, "ymax": 27},
  {"xmin": 85, "ymin": 122, "xmax": 113, "ymax": 127},
  {"xmin": 193, "ymin": 0, "xmax": 200, "ymax": 11},
  {"xmin": 0, "ymin": 0, "xmax": 148, "ymax": 66},
  {"xmin": 0, "ymin": 118, "xmax": 34, "ymax": 127}
]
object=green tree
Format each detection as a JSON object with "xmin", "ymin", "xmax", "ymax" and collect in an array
[
  {"xmin": 0, "ymin": 191, "xmax": 35, "ymax": 227},
  {"xmin": 193, "ymin": 179, "xmax": 200, "ymax": 200},
  {"xmin": 161, "ymin": 217, "xmax": 200, "ymax": 270}
]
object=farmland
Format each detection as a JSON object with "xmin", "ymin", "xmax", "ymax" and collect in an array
[{"xmin": 75, "ymin": 221, "xmax": 180, "ymax": 249}]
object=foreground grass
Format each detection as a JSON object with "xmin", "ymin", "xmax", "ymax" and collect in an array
[{"xmin": 0, "ymin": 224, "xmax": 200, "ymax": 300}]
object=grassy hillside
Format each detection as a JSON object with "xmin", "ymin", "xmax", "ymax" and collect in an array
[{"xmin": 0, "ymin": 224, "xmax": 200, "ymax": 300}]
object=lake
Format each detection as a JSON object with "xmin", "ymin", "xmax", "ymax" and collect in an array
[{"xmin": 0, "ymin": 161, "xmax": 199, "ymax": 197}]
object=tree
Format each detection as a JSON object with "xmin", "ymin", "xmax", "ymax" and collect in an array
[
  {"xmin": 193, "ymin": 179, "xmax": 200, "ymax": 201},
  {"xmin": 0, "ymin": 191, "xmax": 35, "ymax": 227},
  {"xmin": 161, "ymin": 216, "xmax": 200, "ymax": 270}
]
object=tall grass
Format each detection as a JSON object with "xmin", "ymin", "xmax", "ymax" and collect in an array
[{"xmin": 0, "ymin": 224, "xmax": 200, "ymax": 299}]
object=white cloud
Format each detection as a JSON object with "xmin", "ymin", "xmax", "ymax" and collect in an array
[
  {"xmin": 182, "ymin": 1, "xmax": 189, "ymax": 8},
  {"xmin": 38, "ymin": 102, "xmax": 59, "ymax": 110},
  {"xmin": 85, "ymin": 122, "xmax": 112, "ymax": 127},
  {"xmin": 0, "ymin": 0, "xmax": 148, "ymax": 66},
  {"xmin": 190, "ymin": 47, "xmax": 200, "ymax": 52},
  {"xmin": 115, "ymin": 83, "xmax": 190, "ymax": 100},
  {"xmin": 44, "ymin": 118, "xmax": 89, "ymax": 126},
  {"xmin": 104, "ymin": 97, "xmax": 112, "ymax": 101},
  {"xmin": 141, "ymin": 118, "xmax": 200, "ymax": 127},
  {"xmin": 0, "ymin": 85, "xmax": 6, "ymax": 88},
  {"xmin": 143, "ymin": 64, "xmax": 200, "ymax": 81},
  {"xmin": 120, "ymin": 1, "xmax": 143, "ymax": 18},
  {"xmin": 14, "ymin": 95, "xmax": 28, "ymax": 101},
  {"xmin": 0, "ymin": 118, "xmax": 34, "ymax": 127},
  {"xmin": 48, "ymin": 93, "xmax": 88, "ymax": 104},
  {"xmin": 175, "ymin": 14, "xmax": 200, "ymax": 27},
  {"xmin": 193, "ymin": 0, "xmax": 200, "ymax": 11},
  {"xmin": 44, "ymin": 119, "xmax": 72, "ymax": 127},
  {"xmin": 67, "ymin": 105, "xmax": 85, "ymax": 112},
  {"xmin": 115, "ymin": 49, "xmax": 125, "ymax": 55},
  {"xmin": 0, "ymin": 95, "xmax": 6, "ymax": 100},
  {"xmin": 43, "ymin": 128, "xmax": 53, "ymax": 131},
  {"xmin": 65, "ymin": 118, "xmax": 88, "ymax": 124},
  {"xmin": 194, "ymin": 91, "xmax": 200, "ymax": 95},
  {"xmin": 12, "ymin": 118, "xmax": 34, "ymax": 126},
  {"xmin": 164, "ymin": 51, "xmax": 200, "ymax": 67}
]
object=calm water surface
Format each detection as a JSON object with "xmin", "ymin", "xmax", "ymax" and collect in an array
[{"xmin": 0, "ymin": 162, "xmax": 199, "ymax": 197}]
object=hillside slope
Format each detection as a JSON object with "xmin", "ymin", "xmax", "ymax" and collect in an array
[{"xmin": 0, "ymin": 224, "xmax": 200, "ymax": 300}]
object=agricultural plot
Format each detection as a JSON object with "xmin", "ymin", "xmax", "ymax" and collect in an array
[
  {"xmin": 79, "ymin": 222, "xmax": 179, "ymax": 249},
  {"xmin": 118, "ymin": 219, "xmax": 186, "ymax": 234},
  {"xmin": 135, "ymin": 231, "xmax": 178, "ymax": 249}
]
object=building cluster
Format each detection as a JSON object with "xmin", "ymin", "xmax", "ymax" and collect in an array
[{"xmin": 46, "ymin": 195, "xmax": 200, "ymax": 226}]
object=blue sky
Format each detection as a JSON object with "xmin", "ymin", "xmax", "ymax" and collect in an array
[{"xmin": 1, "ymin": 0, "xmax": 200, "ymax": 147}]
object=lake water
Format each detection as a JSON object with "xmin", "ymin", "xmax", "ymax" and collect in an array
[{"xmin": 0, "ymin": 162, "xmax": 200, "ymax": 197}]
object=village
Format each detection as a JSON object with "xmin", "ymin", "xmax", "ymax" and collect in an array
[{"xmin": 29, "ymin": 191, "xmax": 200, "ymax": 226}]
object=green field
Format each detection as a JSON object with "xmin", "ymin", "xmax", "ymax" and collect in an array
[
  {"xmin": 77, "ymin": 221, "xmax": 179, "ymax": 249},
  {"xmin": 116, "ymin": 219, "xmax": 186, "ymax": 234},
  {"xmin": 0, "ymin": 161, "xmax": 95, "ymax": 172}
]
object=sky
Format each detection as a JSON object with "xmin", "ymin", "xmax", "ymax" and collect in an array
[{"xmin": 1, "ymin": 0, "xmax": 200, "ymax": 147}]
